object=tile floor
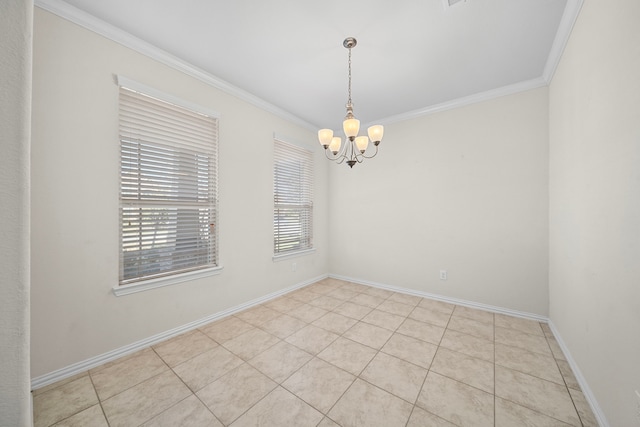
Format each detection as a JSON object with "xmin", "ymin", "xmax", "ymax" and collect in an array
[{"xmin": 32, "ymin": 278, "xmax": 599, "ymax": 427}]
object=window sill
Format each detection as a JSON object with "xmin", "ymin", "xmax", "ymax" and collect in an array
[
  {"xmin": 113, "ymin": 265, "xmax": 224, "ymax": 296},
  {"xmin": 272, "ymin": 248, "xmax": 316, "ymax": 262}
]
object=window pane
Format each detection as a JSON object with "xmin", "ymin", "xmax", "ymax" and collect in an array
[
  {"xmin": 274, "ymin": 139, "xmax": 313, "ymax": 255},
  {"xmin": 119, "ymin": 84, "xmax": 218, "ymax": 285},
  {"xmin": 121, "ymin": 206, "xmax": 214, "ymax": 281}
]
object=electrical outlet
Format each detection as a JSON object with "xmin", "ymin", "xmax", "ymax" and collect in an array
[
  {"xmin": 439, "ymin": 270, "xmax": 447, "ymax": 280},
  {"xmin": 291, "ymin": 262, "xmax": 297, "ymax": 272},
  {"xmin": 635, "ymin": 390, "xmax": 640, "ymax": 421}
]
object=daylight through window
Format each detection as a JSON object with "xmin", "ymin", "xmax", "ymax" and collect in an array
[
  {"xmin": 119, "ymin": 82, "xmax": 218, "ymax": 286},
  {"xmin": 273, "ymin": 138, "xmax": 313, "ymax": 256}
]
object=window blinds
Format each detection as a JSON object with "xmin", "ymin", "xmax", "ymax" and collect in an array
[
  {"xmin": 119, "ymin": 85, "xmax": 218, "ymax": 285},
  {"xmin": 273, "ymin": 139, "xmax": 313, "ymax": 255}
]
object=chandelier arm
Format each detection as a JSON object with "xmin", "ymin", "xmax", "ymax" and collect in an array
[
  {"xmin": 325, "ymin": 150, "xmax": 347, "ymax": 164},
  {"xmin": 324, "ymin": 137, "xmax": 351, "ymax": 164},
  {"xmin": 319, "ymin": 37, "xmax": 383, "ymax": 169},
  {"xmin": 324, "ymin": 149, "xmax": 337, "ymax": 161},
  {"xmin": 360, "ymin": 145, "xmax": 379, "ymax": 159}
]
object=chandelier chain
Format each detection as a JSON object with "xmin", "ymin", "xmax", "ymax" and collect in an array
[
  {"xmin": 347, "ymin": 47, "xmax": 352, "ymax": 106},
  {"xmin": 318, "ymin": 37, "xmax": 383, "ymax": 168}
]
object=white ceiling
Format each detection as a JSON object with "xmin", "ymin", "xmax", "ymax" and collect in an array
[{"xmin": 42, "ymin": 0, "xmax": 578, "ymax": 130}]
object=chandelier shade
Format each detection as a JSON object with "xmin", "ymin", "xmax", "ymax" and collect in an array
[
  {"xmin": 343, "ymin": 118, "xmax": 360, "ymax": 139},
  {"xmin": 329, "ymin": 137, "xmax": 341, "ymax": 154},
  {"xmin": 318, "ymin": 37, "xmax": 384, "ymax": 168}
]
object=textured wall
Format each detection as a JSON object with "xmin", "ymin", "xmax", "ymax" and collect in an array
[
  {"xmin": 0, "ymin": 0, "xmax": 32, "ymax": 425},
  {"xmin": 31, "ymin": 8, "xmax": 328, "ymax": 377},
  {"xmin": 549, "ymin": 0, "xmax": 640, "ymax": 425},
  {"xmin": 329, "ymin": 88, "xmax": 550, "ymax": 316}
]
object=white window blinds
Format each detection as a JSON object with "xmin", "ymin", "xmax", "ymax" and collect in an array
[
  {"xmin": 119, "ymin": 84, "xmax": 218, "ymax": 286},
  {"xmin": 273, "ymin": 138, "xmax": 313, "ymax": 255}
]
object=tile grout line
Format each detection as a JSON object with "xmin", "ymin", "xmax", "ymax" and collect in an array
[
  {"xmin": 494, "ymin": 313, "xmax": 497, "ymax": 427},
  {"xmin": 544, "ymin": 327, "xmax": 586, "ymax": 427},
  {"xmin": 86, "ymin": 372, "xmax": 111, "ymax": 427},
  {"xmin": 34, "ymin": 279, "xmax": 593, "ymax": 426},
  {"xmin": 216, "ymin": 282, "xmax": 358, "ymax": 425},
  {"xmin": 283, "ymin": 286, "xmax": 397, "ymax": 421},
  {"xmin": 91, "ymin": 350, "xmax": 171, "ymax": 426},
  {"xmin": 271, "ymin": 282, "xmax": 357, "ymax": 421},
  {"xmin": 198, "ymin": 304, "xmax": 320, "ymax": 426},
  {"xmin": 136, "ymin": 347, "xmax": 190, "ymax": 426},
  {"xmin": 223, "ymin": 382, "xmax": 282, "ymax": 426},
  {"xmin": 492, "ymin": 323, "xmax": 585, "ymax": 426},
  {"xmin": 161, "ymin": 344, "xmax": 225, "ymax": 427},
  {"xmin": 407, "ymin": 305, "xmax": 464, "ymax": 426},
  {"xmin": 497, "ymin": 395, "xmax": 578, "ymax": 426},
  {"xmin": 362, "ymin": 290, "xmax": 451, "ymax": 427}
]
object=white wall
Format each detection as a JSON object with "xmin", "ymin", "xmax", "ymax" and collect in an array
[
  {"xmin": 33, "ymin": 11, "xmax": 640, "ymax": 427},
  {"xmin": 329, "ymin": 88, "xmax": 549, "ymax": 316},
  {"xmin": 0, "ymin": 0, "xmax": 32, "ymax": 425},
  {"xmin": 549, "ymin": 0, "xmax": 640, "ymax": 426},
  {"xmin": 30, "ymin": 8, "xmax": 328, "ymax": 378}
]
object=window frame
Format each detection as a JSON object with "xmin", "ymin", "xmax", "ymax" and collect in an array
[
  {"xmin": 114, "ymin": 76, "xmax": 222, "ymax": 296},
  {"xmin": 273, "ymin": 135, "xmax": 315, "ymax": 260}
]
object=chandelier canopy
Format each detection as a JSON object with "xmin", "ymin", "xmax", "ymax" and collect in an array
[{"xmin": 318, "ymin": 37, "xmax": 384, "ymax": 168}]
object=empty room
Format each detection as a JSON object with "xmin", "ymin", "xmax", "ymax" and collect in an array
[{"xmin": 1, "ymin": 0, "xmax": 639, "ymax": 426}]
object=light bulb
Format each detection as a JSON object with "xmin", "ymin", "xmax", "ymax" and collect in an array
[
  {"xmin": 329, "ymin": 137, "xmax": 342, "ymax": 154},
  {"xmin": 355, "ymin": 136, "xmax": 369, "ymax": 153},
  {"xmin": 343, "ymin": 118, "xmax": 360, "ymax": 139},
  {"xmin": 318, "ymin": 129, "xmax": 333, "ymax": 148},
  {"xmin": 367, "ymin": 125, "xmax": 384, "ymax": 144}
]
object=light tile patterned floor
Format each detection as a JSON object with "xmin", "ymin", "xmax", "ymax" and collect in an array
[{"xmin": 32, "ymin": 278, "xmax": 599, "ymax": 427}]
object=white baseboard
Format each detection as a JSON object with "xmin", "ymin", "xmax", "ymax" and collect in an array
[
  {"xmin": 329, "ymin": 273, "xmax": 548, "ymax": 322},
  {"xmin": 32, "ymin": 271, "xmax": 607, "ymax": 427},
  {"xmin": 548, "ymin": 321, "xmax": 609, "ymax": 427},
  {"xmin": 30, "ymin": 274, "xmax": 327, "ymax": 390},
  {"xmin": 330, "ymin": 273, "xmax": 607, "ymax": 427}
]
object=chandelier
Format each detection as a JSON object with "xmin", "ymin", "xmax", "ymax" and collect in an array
[{"xmin": 318, "ymin": 37, "xmax": 384, "ymax": 168}]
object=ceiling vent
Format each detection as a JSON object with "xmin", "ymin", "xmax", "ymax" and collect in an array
[{"xmin": 443, "ymin": 0, "xmax": 466, "ymax": 8}]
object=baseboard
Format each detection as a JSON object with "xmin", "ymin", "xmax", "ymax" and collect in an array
[
  {"xmin": 548, "ymin": 321, "xmax": 609, "ymax": 427},
  {"xmin": 329, "ymin": 273, "xmax": 608, "ymax": 426},
  {"xmin": 329, "ymin": 273, "xmax": 548, "ymax": 322},
  {"xmin": 30, "ymin": 274, "xmax": 327, "ymax": 390},
  {"xmin": 32, "ymin": 271, "xmax": 607, "ymax": 427}
]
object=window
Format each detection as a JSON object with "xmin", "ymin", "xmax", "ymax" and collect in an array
[
  {"xmin": 118, "ymin": 77, "xmax": 219, "ymax": 289},
  {"xmin": 273, "ymin": 137, "xmax": 314, "ymax": 257}
]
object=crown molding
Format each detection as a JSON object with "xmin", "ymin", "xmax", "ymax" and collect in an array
[
  {"xmin": 368, "ymin": 0, "xmax": 583, "ymax": 127},
  {"xmin": 542, "ymin": 0, "xmax": 585, "ymax": 83},
  {"xmin": 35, "ymin": 0, "xmax": 583, "ymax": 133},
  {"xmin": 34, "ymin": 0, "xmax": 317, "ymax": 133},
  {"xmin": 375, "ymin": 76, "xmax": 548, "ymax": 127}
]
